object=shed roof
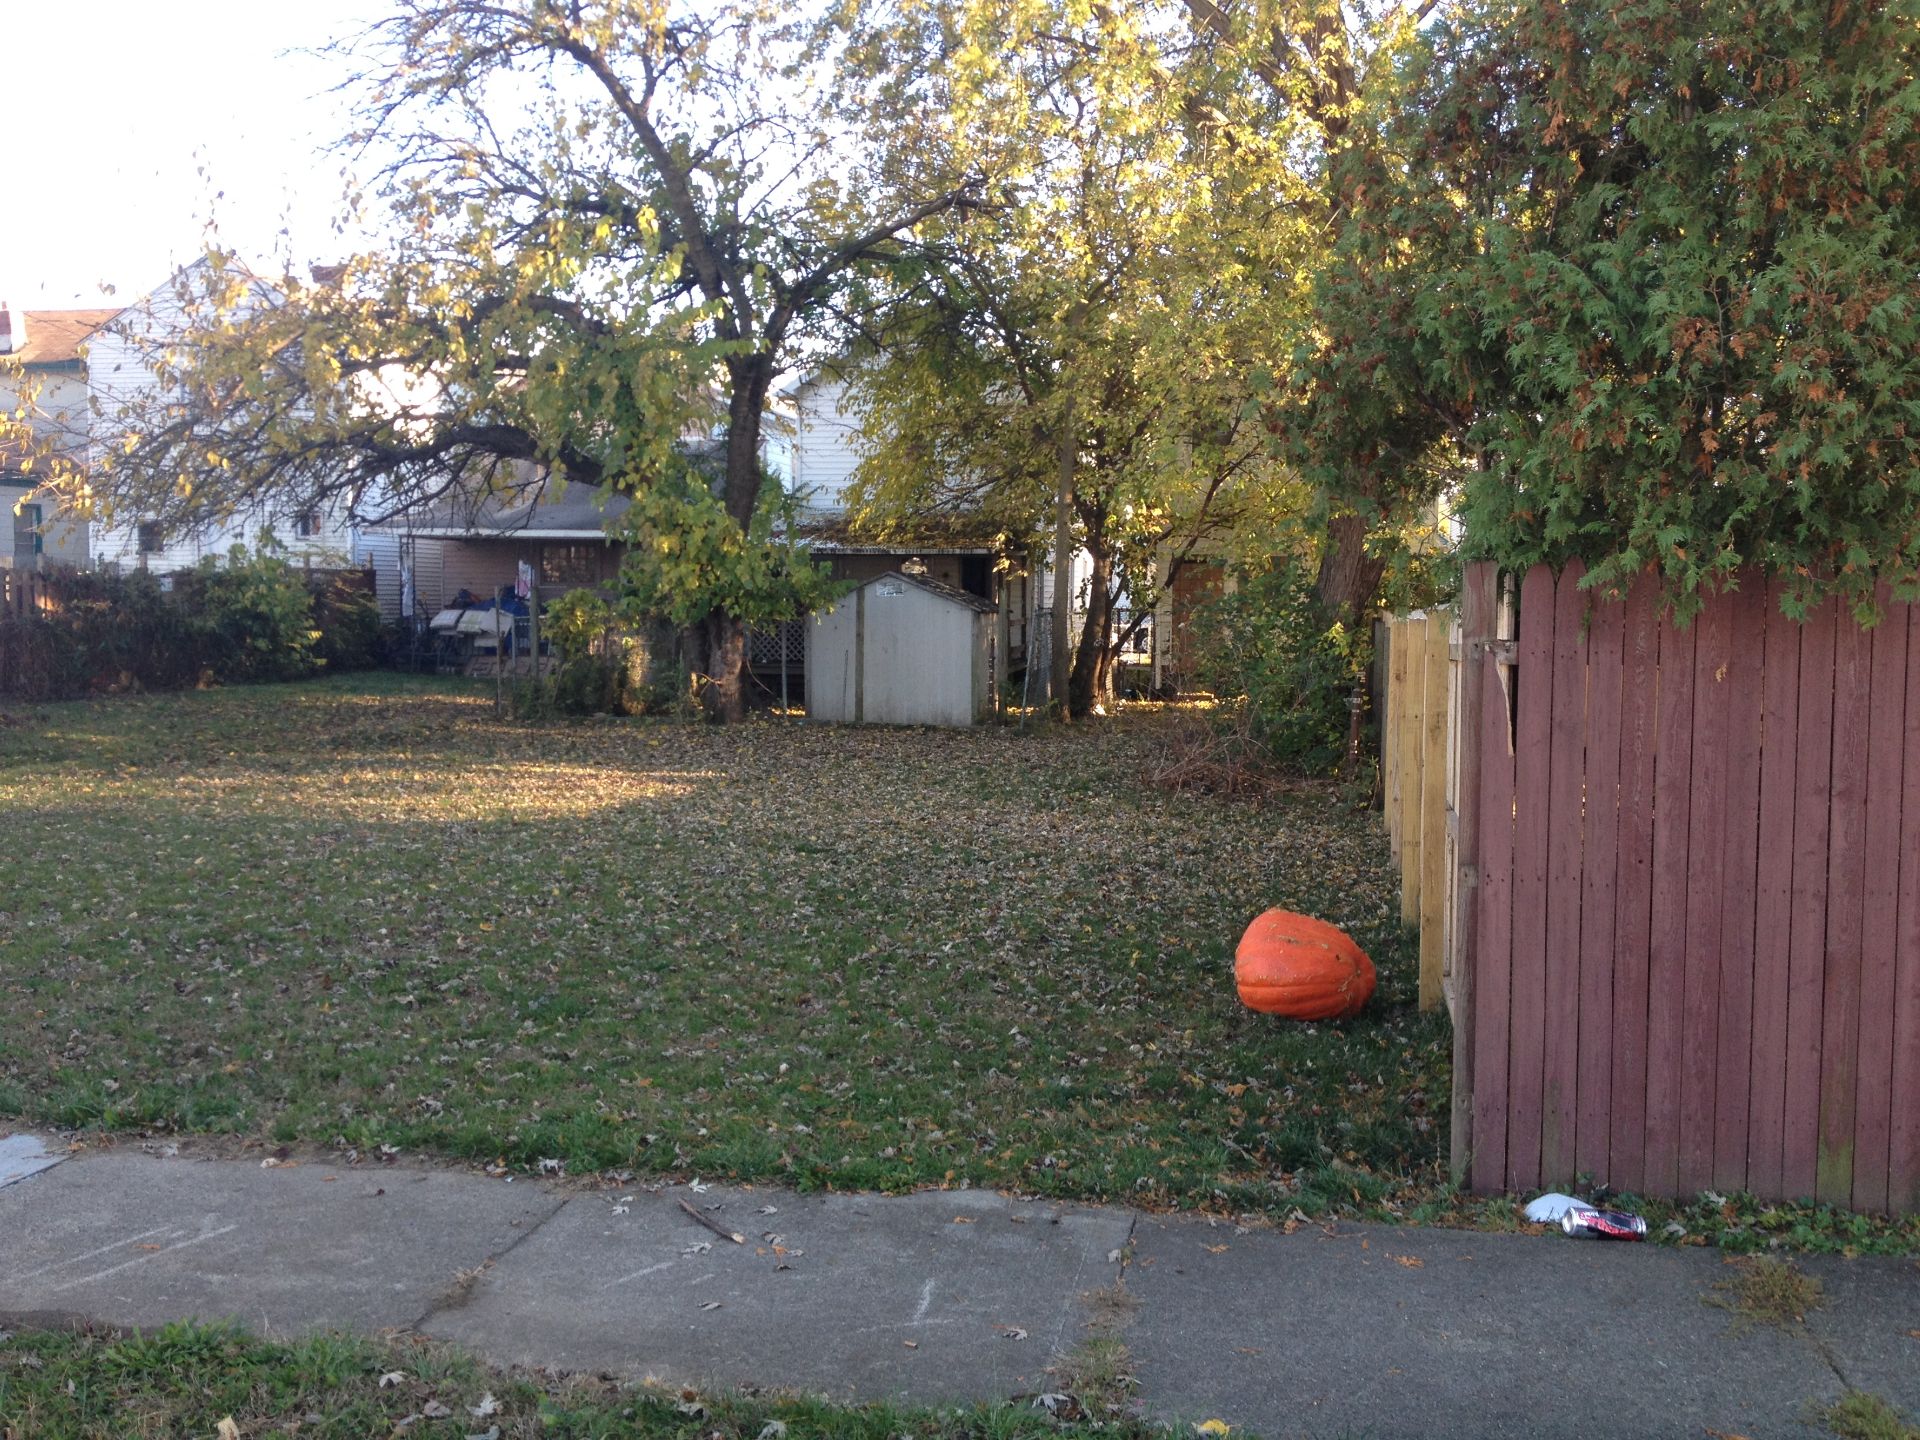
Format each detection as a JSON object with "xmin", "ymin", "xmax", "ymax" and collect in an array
[{"xmin": 854, "ymin": 569, "xmax": 997, "ymax": 614}]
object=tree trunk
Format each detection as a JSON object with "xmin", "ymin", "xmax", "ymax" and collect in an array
[
  {"xmin": 1049, "ymin": 400, "xmax": 1076, "ymax": 719},
  {"xmin": 1313, "ymin": 510, "xmax": 1387, "ymax": 633},
  {"xmin": 700, "ymin": 610, "xmax": 748, "ymax": 724},
  {"xmin": 1068, "ymin": 541, "xmax": 1112, "ymax": 718},
  {"xmin": 696, "ymin": 354, "xmax": 777, "ymax": 722}
]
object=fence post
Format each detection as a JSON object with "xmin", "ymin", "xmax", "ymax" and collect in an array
[{"xmin": 1449, "ymin": 564, "xmax": 1496, "ymax": 1182}]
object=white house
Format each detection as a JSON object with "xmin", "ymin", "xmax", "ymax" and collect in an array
[
  {"xmin": 86, "ymin": 262, "xmax": 361, "ymax": 572},
  {"xmin": 0, "ymin": 303, "xmax": 115, "ymax": 570}
]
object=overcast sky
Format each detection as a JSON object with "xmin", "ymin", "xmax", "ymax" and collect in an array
[{"xmin": 5, "ymin": 0, "xmax": 386, "ymax": 309}]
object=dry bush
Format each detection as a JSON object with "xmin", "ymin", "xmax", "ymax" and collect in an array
[{"xmin": 1141, "ymin": 706, "xmax": 1291, "ymax": 799}]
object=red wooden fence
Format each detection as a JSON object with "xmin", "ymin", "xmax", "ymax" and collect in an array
[{"xmin": 1456, "ymin": 561, "xmax": 1920, "ymax": 1214}]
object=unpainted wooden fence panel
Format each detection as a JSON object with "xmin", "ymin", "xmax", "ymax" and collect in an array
[
  {"xmin": 1398, "ymin": 615, "xmax": 1428, "ymax": 927},
  {"xmin": 1419, "ymin": 610, "xmax": 1452, "ymax": 1011},
  {"xmin": 1386, "ymin": 618, "xmax": 1407, "ymax": 862}
]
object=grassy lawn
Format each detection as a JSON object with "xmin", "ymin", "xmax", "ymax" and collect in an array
[
  {"xmin": 0, "ymin": 1321, "xmax": 1190, "ymax": 1440},
  {"xmin": 0, "ymin": 675, "xmax": 1444, "ymax": 1212}
]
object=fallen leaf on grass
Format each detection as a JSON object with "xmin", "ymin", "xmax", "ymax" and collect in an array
[
  {"xmin": 215, "ymin": 1420, "xmax": 241, "ymax": 1440},
  {"xmin": 757, "ymin": 1423, "xmax": 788, "ymax": 1440},
  {"xmin": 1194, "ymin": 1422, "xmax": 1233, "ymax": 1436},
  {"xmin": 468, "ymin": 1393, "xmax": 499, "ymax": 1418},
  {"xmin": 422, "ymin": 1400, "xmax": 452, "ymax": 1419},
  {"xmin": 378, "ymin": 1372, "xmax": 407, "ymax": 1388}
]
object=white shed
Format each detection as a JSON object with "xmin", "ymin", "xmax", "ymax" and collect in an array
[{"xmin": 808, "ymin": 571, "xmax": 995, "ymax": 727}]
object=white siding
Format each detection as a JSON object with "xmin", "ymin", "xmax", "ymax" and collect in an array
[
  {"xmin": 354, "ymin": 530, "xmax": 403, "ymax": 620},
  {"xmin": 808, "ymin": 577, "xmax": 989, "ymax": 727},
  {"xmin": 0, "ymin": 366, "xmax": 92, "ymax": 568},
  {"xmin": 788, "ymin": 376, "xmax": 864, "ymax": 515},
  {"xmin": 87, "ymin": 268, "xmax": 361, "ymax": 572},
  {"xmin": 355, "ymin": 531, "xmax": 452, "ymax": 621}
]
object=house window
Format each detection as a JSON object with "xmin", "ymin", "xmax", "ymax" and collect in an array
[
  {"xmin": 294, "ymin": 509, "xmax": 321, "ymax": 539},
  {"xmin": 13, "ymin": 503, "xmax": 43, "ymax": 563},
  {"xmin": 540, "ymin": 542, "xmax": 605, "ymax": 587},
  {"xmin": 137, "ymin": 520, "xmax": 164, "ymax": 554}
]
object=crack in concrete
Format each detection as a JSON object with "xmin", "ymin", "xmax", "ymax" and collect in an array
[
  {"xmin": 1116, "ymin": 1212, "xmax": 1140, "ymax": 1280},
  {"xmin": 1806, "ymin": 1329, "xmax": 1856, "ymax": 1392},
  {"xmin": 406, "ymin": 1193, "xmax": 572, "ymax": 1334}
]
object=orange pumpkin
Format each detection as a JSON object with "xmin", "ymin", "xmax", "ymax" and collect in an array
[{"xmin": 1234, "ymin": 908, "xmax": 1376, "ymax": 1021}]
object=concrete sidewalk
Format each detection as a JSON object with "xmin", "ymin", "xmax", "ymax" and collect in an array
[{"xmin": 1, "ymin": 1133, "xmax": 1914, "ymax": 1439}]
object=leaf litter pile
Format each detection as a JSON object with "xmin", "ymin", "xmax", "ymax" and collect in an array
[{"xmin": 0, "ymin": 676, "xmax": 1449, "ymax": 1214}]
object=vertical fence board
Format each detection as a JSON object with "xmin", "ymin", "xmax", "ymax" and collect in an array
[
  {"xmin": 1644, "ymin": 604, "xmax": 1697, "ymax": 1198},
  {"xmin": 1419, "ymin": 611, "xmax": 1453, "ymax": 1011},
  {"xmin": 1747, "ymin": 576, "xmax": 1802, "ymax": 1200},
  {"xmin": 1852, "ymin": 589, "xmax": 1906, "ymax": 1213},
  {"xmin": 1679, "ymin": 593, "xmax": 1732, "ymax": 1196},
  {"xmin": 1471, "ymin": 577, "xmax": 1517, "ymax": 1194},
  {"xmin": 1399, "ymin": 616, "xmax": 1428, "ymax": 927},
  {"xmin": 1893, "ymin": 602, "xmax": 1920, "ymax": 1215},
  {"xmin": 1386, "ymin": 619, "xmax": 1406, "ymax": 859},
  {"xmin": 1784, "ymin": 599, "xmax": 1838, "ymax": 1201},
  {"xmin": 1540, "ymin": 564, "xmax": 1588, "ymax": 1185},
  {"xmin": 1506, "ymin": 566, "xmax": 1557, "ymax": 1190},
  {"xmin": 1451, "ymin": 567, "xmax": 1495, "ymax": 1183},
  {"xmin": 1609, "ymin": 575, "xmax": 1662, "ymax": 1195},
  {"xmin": 1816, "ymin": 609, "xmax": 1872, "ymax": 1205},
  {"xmin": 1714, "ymin": 582, "xmax": 1767, "ymax": 1194},
  {"xmin": 1576, "ymin": 585, "xmax": 1624, "ymax": 1186}
]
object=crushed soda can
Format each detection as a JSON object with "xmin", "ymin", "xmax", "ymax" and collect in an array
[{"xmin": 1560, "ymin": 1205, "xmax": 1648, "ymax": 1240}]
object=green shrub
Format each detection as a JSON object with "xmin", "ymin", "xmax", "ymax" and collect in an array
[
  {"xmin": 543, "ymin": 589, "xmax": 615, "ymax": 663},
  {"xmin": 177, "ymin": 548, "xmax": 322, "ymax": 683},
  {"xmin": 312, "ymin": 579, "xmax": 383, "ymax": 671},
  {"xmin": 535, "ymin": 588, "xmax": 658, "ymax": 717},
  {"xmin": 1192, "ymin": 554, "xmax": 1362, "ymax": 777},
  {"xmin": 0, "ymin": 550, "xmax": 353, "ymax": 700}
]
